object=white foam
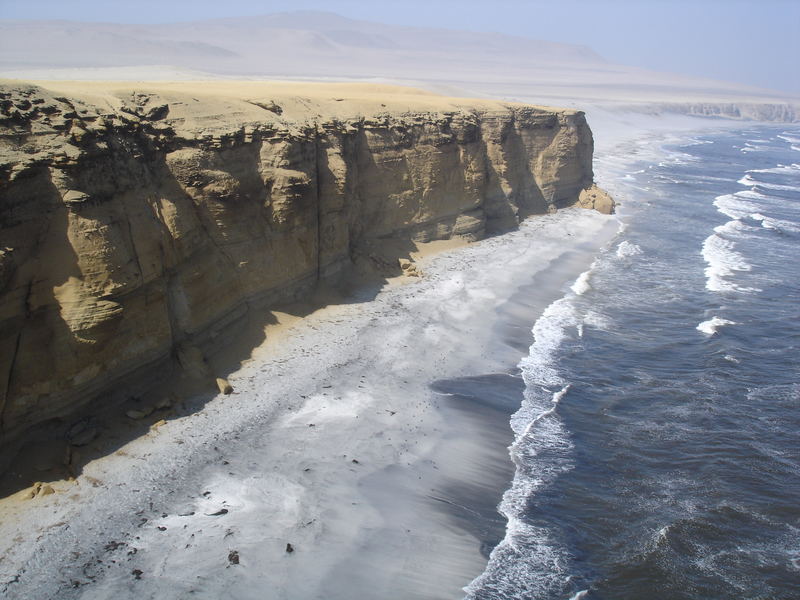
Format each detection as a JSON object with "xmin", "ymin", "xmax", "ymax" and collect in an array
[
  {"xmin": 748, "ymin": 163, "xmax": 800, "ymax": 175},
  {"xmin": 741, "ymin": 143, "xmax": 762, "ymax": 153},
  {"xmin": 714, "ymin": 219, "xmax": 757, "ymax": 236},
  {"xmin": 571, "ymin": 270, "xmax": 592, "ymax": 296},
  {"xmin": 681, "ymin": 137, "xmax": 713, "ymax": 147},
  {"xmin": 657, "ymin": 525, "xmax": 670, "ymax": 541},
  {"xmin": 738, "ymin": 173, "xmax": 800, "ymax": 193},
  {"xmin": 750, "ymin": 213, "xmax": 800, "ymax": 233},
  {"xmin": 696, "ymin": 316, "xmax": 736, "ymax": 335},
  {"xmin": 522, "ymin": 384, "xmax": 572, "ymax": 434},
  {"xmin": 778, "ymin": 134, "xmax": 800, "ymax": 144},
  {"xmin": 713, "ymin": 194, "xmax": 761, "ymax": 220},
  {"xmin": 658, "ymin": 148, "xmax": 699, "ymax": 166},
  {"xmin": 583, "ymin": 310, "xmax": 611, "ymax": 331},
  {"xmin": 569, "ymin": 591, "xmax": 590, "ymax": 600},
  {"xmin": 516, "ymin": 298, "xmax": 577, "ymax": 392},
  {"xmin": 701, "ymin": 229, "xmax": 758, "ymax": 293},
  {"xmin": 616, "ymin": 240, "xmax": 642, "ymax": 258}
]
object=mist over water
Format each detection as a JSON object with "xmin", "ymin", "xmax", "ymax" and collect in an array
[{"xmin": 467, "ymin": 126, "xmax": 800, "ymax": 599}]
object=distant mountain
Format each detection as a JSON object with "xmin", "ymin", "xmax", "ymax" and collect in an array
[
  {"xmin": 0, "ymin": 11, "xmax": 606, "ymax": 77},
  {"xmin": 1, "ymin": 11, "xmax": 796, "ymax": 109}
]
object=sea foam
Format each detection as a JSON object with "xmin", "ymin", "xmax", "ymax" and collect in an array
[
  {"xmin": 713, "ymin": 194, "xmax": 761, "ymax": 220},
  {"xmin": 616, "ymin": 240, "xmax": 643, "ymax": 258},
  {"xmin": 701, "ymin": 229, "xmax": 757, "ymax": 293},
  {"xmin": 738, "ymin": 173, "xmax": 800, "ymax": 193},
  {"xmin": 697, "ymin": 316, "xmax": 736, "ymax": 335},
  {"xmin": 750, "ymin": 213, "xmax": 800, "ymax": 233},
  {"xmin": 747, "ymin": 163, "xmax": 800, "ymax": 175}
]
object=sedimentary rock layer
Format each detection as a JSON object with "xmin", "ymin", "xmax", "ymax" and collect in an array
[{"xmin": 0, "ymin": 81, "xmax": 602, "ymax": 442}]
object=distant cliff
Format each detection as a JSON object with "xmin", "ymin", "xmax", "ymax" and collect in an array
[
  {"xmin": 0, "ymin": 81, "xmax": 606, "ymax": 444},
  {"xmin": 619, "ymin": 101, "xmax": 799, "ymax": 122}
]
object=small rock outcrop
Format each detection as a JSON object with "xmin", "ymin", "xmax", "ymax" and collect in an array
[{"xmin": 578, "ymin": 184, "xmax": 615, "ymax": 214}]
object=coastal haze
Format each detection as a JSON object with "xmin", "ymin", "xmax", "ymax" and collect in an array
[
  {"xmin": 1, "ymin": 5, "xmax": 798, "ymax": 600},
  {"xmin": 1, "ymin": 11, "xmax": 799, "ymax": 117}
]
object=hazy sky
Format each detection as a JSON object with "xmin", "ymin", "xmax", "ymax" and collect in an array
[{"xmin": 1, "ymin": 0, "xmax": 798, "ymax": 94}]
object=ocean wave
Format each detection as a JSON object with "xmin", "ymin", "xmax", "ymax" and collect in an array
[
  {"xmin": 714, "ymin": 219, "xmax": 758, "ymax": 236},
  {"xmin": 696, "ymin": 316, "xmax": 736, "ymax": 335},
  {"xmin": 701, "ymin": 229, "xmax": 759, "ymax": 293},
  {"xmin": 713, "ymin": 194, "xmax": 762, "ymax": 220},
  {"xmin": 616, "ymin": 240, "xmax": 643, "ymax": 258},
  {"xmin": 747, "ymin": 163, "xmax": 800, "ymax": 175},
  {"xmin": 516, "ymin": 299, "xmax": 577, "ymax": 392},
  {"xmin": 778, "ymin": 134, "xmax": 800, "ymax": 144},
  {"xmin": 571, "ymin": 268, "xmax": 593, "ymax": 296},
  {"xmin": 571, "ymin": 271, "xmax": 592, "ymax": 296},
  {"xmin": 741, "ymin": 141, "xmax": 768, "ymax": 153},
  {"xmin": 750, "ymin": 213, "xmax": 800, "ymax": 233},
  {"xmin": 739, "ymin": 173, "xmax": 800, "ymax": 193}
]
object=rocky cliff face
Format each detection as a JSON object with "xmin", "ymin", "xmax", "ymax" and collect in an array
[{"xmin": 0, "ymin": 82, "xmax": 601, "ymax": 444}]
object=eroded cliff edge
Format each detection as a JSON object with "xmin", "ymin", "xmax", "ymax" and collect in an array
[{"xmin": 0, "ymin": 81, "xmax": 606, "ymax": 446}]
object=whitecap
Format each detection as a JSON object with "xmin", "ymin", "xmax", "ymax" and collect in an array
[
  {"xmin": 571, "ymin": 271, "xmax": 592, "ymax": 296},
  {"xmin": 778, "ymin": 134, "xmax": 800, "ymax": 144},
  {"xmin": 739, "ymin": 173, "xmax": 800, "ymax": 193},
  {"xmin": 750, "ymin": 213, "xmax": 800, "ymax": 233},
  {"xmin": 713, "ymin": 194, "xmax": 761, "ymax": 220},
  {"xmin": 583, "ymin": 310, "xmax": 611, "ymax": 331},
  {"xmin": 696, "ymin": 316, "xmax": 736, "ymax": 335},
  {"xmin": 714, "ymin": 219, "xmax": 758, "ymax": 236},
  {"xmin": 748, "ymin": 163, "xmax": 800, "ymax": 175},
  {"xmin": 701, "ymin": 230, "xmax": 759, "ymax": 293},
  {"xmin": 517, "ymin": 299, "xmax": 577, "ymax": 392},
  {"xmin": 616, "ymin": 240, "xmax": 642, "ymax": 258}
]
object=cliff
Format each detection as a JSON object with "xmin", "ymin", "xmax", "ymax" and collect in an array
[
  {"xmin": 0, "ymin": 80, "xmax": 603, "ymax": 447},
  {"xmin": 618, "ymin": 101, "xmax": 799, "ymax": 122}
]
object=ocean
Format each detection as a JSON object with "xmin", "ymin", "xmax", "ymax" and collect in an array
[{"xmin": 465, "ymin": 125, "xmax": 800, "ymax": 599}]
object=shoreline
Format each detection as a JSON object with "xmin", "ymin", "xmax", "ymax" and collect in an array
[{"xmin": 0, "ymin": 113, "xmax": 744, "ymax": 599}]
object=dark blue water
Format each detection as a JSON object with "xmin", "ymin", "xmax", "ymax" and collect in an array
[{"xmin": 467, "ymin": 126, "xmax": 800, "ymax": 599}]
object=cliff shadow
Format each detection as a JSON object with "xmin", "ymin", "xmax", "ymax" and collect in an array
[
  {"xmin": 0, "ymin": 168, "xmax": 93, "ymax": 495},
  {"xmin": 0, "ymin": 143, "xmax": 421, "ymax": 499},
  {"xmin": 502, "ymin": 123, "xmax": 550, "ymax": 220}
]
